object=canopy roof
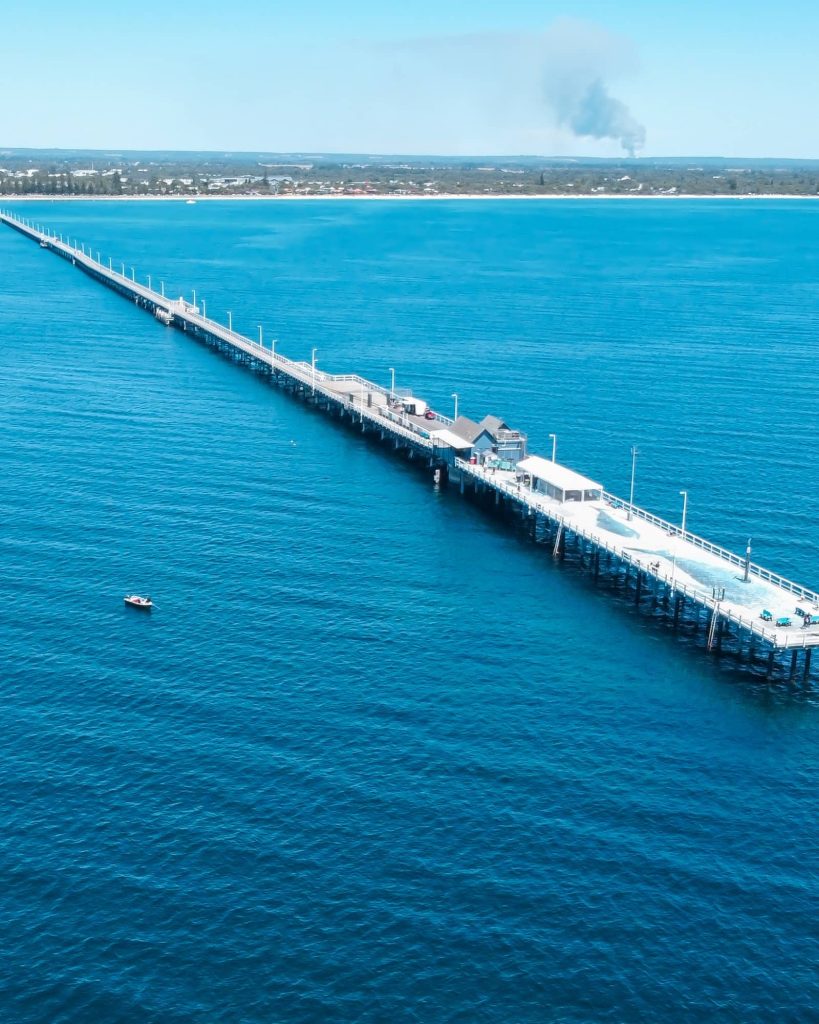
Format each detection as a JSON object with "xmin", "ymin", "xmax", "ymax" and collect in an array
[
  {"xmin": 430, "ymin": 428, "xmax": 474, "ymax": 449},
  {"xmin": 517, "ymin": 456, "xmax": 603, "ymax": 493}
]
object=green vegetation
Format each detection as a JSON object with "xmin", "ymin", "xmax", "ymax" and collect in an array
[{"xmin": 2, "ymin": 150, "xmax": 819, "ymax": 197}]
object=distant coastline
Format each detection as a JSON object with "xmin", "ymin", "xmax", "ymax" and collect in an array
[
  {"xmin": 3, "ymin": 193, "xmax": 818, "ymax": 202},
  {"xmin": 5, "ymin": 152, "xmax": 818, "ymax": 201}
]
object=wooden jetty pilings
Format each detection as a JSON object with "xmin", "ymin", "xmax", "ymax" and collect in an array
[{"xmin": 3, "ymin": 208, "xmax": 818, "ymax": 685}]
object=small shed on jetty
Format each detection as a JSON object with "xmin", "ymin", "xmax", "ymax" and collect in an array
[
  {"xmin": 517, "ymin": 456, "xmax": 603, "ymax": 504},
  {"xmin": 430, "ymin": 428, "xmax": 473, "ymax": 464}
]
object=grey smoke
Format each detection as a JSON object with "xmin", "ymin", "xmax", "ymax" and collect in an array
[
  {"xmin": 555, "ymin": 77, "xmax": 646, "ymax": 157},
  {"xmin": 540, "ymin": 18, "xmax": 646, "ymax": 156},
  {"xmin": 375, "ymin": 18, "xmax": 646, "ymax": 155}
]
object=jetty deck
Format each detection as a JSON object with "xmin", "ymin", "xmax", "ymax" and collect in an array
[{"xmin": 3, "ymin": 209, "xmax": 817, "ymax": 681}]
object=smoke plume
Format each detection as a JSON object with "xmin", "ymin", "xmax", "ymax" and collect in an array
[
  {"xmin": 375, "ymin": 18, "xmax": 646, "ymax": 156},
  {"xmin": 553, "ymin": 77, "xmax": 646, "ymax": 156},
  {"xmin": 541, "ymin": 19, "xmax": 646, "ymax": 156}
]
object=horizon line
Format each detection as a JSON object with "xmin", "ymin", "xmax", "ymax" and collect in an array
[{"xmin": 2, "ymin": 147, "xmax": 819, "ymax": 163}]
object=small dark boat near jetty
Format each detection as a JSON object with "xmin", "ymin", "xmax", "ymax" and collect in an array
[{"xmin": 124, "ymin": 594, "xmax": 152, "ymax": 609}]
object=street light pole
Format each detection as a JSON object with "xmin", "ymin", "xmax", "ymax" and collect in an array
[
  {"xmin": 312, "ymin": 347, "xmax": 318, "ymax": 394},
  {"xmin": 451, "ymin": 392, "xmax": 459, "ymax": 421},
  {"xmin": 227, "ymin": 311, "xmax": 233, "ymax": 333},
  {"xmin": 671, "ymin": 490, "xmax": 688, "ymax": 588},
  {"xmin": 389, "ymin": 367, "xmax": 395, "ymax": 399},
  {"xmin": 549, "ymin": 433, "xmax": 557, "ymax": 462},
  {"xmin": 258, "ymin": 325, "xmax": 263, "ymax": 348},
  {"xmin": 628, "ymin": 446, "xmax": 638, "ymax": 521}
]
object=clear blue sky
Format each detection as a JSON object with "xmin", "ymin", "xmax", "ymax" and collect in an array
[{"xmin": 2, "ymin": 0, "xmax": 817, "ymax": 157}]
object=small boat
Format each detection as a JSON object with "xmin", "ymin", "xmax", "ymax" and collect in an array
[
  {"xmin": 186, "ymin": 199, "xmax": 197, "ymax": 205},
  {"xmin": 124, "ymin": 594, "xmax": 152, "ymax": 609}
]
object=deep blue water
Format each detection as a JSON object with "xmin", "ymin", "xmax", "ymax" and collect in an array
[{"xmin": 1, "ymin": 199, "xmax": 818, "ymax": 1023}]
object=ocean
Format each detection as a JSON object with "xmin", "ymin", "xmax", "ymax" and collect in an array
[{"xmin": 1, "ymin": 198, "xmax": 818, "ymax": 1023}]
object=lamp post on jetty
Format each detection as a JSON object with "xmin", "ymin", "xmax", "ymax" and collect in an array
[
  {"xmin": 451, "ymin": 393, "xmax": 459, "ymax": 421},
  {"xmin": 258, "ymin": 325, "xmax": 263, "ymax": 348},
  {"xmin": 131, "ymin": 266, "xmax": 135, "ymax": 281},
  {"xmin": 201, "ymin": 298, "xmax": 206, "ymax": 318},
  {"xmin": 227, "ymin": 311, "xmax": 233, "ymax": 334},
  {"xmin": 670, "ymin": 490, "xmax": 688, "ymax": 588},
  {"xmin": 628, "ymin": 446, "xmax": 639, "ymax": 521},
  {"xmin": 147, "ymin": 274, "xmax": 152, "ymax": 290},
  {"xmin": 160, "ymin": 280, "xmax": 165, "ymax": 297},
  {"xmin": 549, "ymin": 433, "xmax": 557, "ymax": 462},
  {"xmin": 311, "ymin": 347, "xmax": 318, "ymax": 395},
  {"xmin": 389, "ymin": 367, "xmax": 395, "ymax": 399},
  {"xmin": 120, "ymin": 262, "xmax": 125, "ymax": 276}
]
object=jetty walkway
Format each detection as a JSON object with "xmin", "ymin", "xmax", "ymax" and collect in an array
[{"xmin": 3, "ymin": 209, "xmax": 818, "ymax": 683}]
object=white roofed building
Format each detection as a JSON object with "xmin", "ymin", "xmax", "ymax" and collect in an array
[
  {"xmin": 430, "ymin": 428, "xmax": 474, "ymax": 459},
  {"xmin": 516, "ymin": 456, "xmax": 603, "ymax": 504}
]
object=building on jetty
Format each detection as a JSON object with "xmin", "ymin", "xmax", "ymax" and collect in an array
[
  {"xmin": 517, "ymin": 457, "xmax": 603, "ymax": 504},
  {"xmin": 3, "ymin": 208, "xmax": 819, "ymax": 685},
  {"xmin": 450, "ymin": 415, "xmax": 527, "ymax": 465}
]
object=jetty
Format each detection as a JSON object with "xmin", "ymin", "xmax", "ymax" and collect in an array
[{"xmin": 3, "ymin": 209, "xmax": 818, "ymax": 683}]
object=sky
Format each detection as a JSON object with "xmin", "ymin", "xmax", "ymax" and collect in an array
[{"xmin": 2, "ymin": 0, "xmax": 817, "ymax": 158}]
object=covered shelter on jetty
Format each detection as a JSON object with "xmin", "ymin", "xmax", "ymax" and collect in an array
[
  {"xmin": 430, "ymin": 428, "xmax": 474, "ymax": 463},
  {"xmin": 516, "ymin": 456, "xmax": 603, "ymax": 504}
]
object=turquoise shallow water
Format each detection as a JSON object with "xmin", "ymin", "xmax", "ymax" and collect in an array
[{"xmin": 1, "ymin": 199, "xmax": 818, "ymax": 1023}]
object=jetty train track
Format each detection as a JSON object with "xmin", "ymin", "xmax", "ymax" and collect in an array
[{"xmin": 3, "ymin": 209, "xmax": 818, "ymax": 684}]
